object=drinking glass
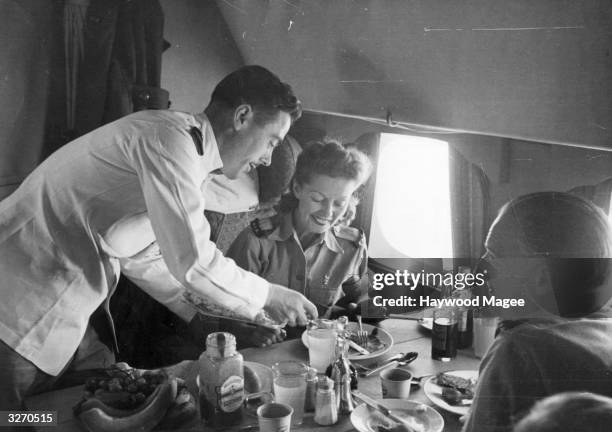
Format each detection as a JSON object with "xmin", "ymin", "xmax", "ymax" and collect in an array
[
  {"xmin": 272, "ymin": 361, "xmax": 308, "ymax": 426},
  {"xmin": 431, "ymin": 308, "xmax": 458, "ymax": 361},
  {"xmin": 473, "ymin": 312, "xmax": 499, "ymax": 358},
  {"xmin": 307, "ymin": 328, "xmax": 337, "ymax": 373}
]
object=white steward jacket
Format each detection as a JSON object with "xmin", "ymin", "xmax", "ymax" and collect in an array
[{"xmin": 0, "ymin": 110, "xmax": 269, "ymax": 375}]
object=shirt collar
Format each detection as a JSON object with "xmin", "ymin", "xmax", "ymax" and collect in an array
[{"xmin": 269, "ymin": 212, "xmax": 344, "ymax": 253}]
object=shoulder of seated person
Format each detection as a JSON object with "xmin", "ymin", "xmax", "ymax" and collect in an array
[
  {"xmin": 333, "ymin": 225, "xmax": 365, "ymax": 247},
  {"xmin": 248, "ymin": 214, "xmax": 282, "ymax": 238}
]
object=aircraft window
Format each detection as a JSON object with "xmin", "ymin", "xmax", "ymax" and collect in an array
[{"xmin": 368, "ymin": 133, "xmax": 453, "ymax": 258}]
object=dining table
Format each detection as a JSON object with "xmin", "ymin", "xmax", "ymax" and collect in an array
[{"xmin": 25, "ymin": 310, "xmax": 481, "ymax": 431}]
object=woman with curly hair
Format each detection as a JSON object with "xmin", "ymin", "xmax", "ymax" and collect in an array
[{"xmin": 223, "ymin": 139, "xmax": 372, "ymax": 347}]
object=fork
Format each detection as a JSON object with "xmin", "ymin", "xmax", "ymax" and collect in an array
[{"xmin": 356, "ymin": 315, "xmax": 368, "ymax": 346}]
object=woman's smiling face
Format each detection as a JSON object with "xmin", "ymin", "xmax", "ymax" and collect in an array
[{"xmin": 292, "ymin": 174, "xmax": 359, "ymax": 236}]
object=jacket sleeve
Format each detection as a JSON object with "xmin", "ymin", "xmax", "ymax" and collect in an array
[
  {"xmin": 225, "ymin": 227, "xmax": 266, "ymax": 275},
  {"xmin": 118, "ymin": 242, "xmax": 197, "ymax": 323},
  {"xmin": 128, "ymin": 124, "xmax": 269, "ymax": 320}
]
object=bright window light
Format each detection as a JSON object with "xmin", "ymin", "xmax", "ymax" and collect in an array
[{"xmin": 369, "ymin": 133, "xmax": 453, "ymax": 258}]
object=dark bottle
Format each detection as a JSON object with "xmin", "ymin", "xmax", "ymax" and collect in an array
[
  {"xmin": 457, "ymin": 308, "xmax": 473, "ymax": 349},
  {"xmin": 325, "ymin": 336, "xmax": 359, "ymax": 391},
  {"xmin": 455, "ymin": 266, "xmax": 474, "ymax": 349},
  {"xmin": 325, "ymin": 317, "xmax": 358, "ymax": 391}
]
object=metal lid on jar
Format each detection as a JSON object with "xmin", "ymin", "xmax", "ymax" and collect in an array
[{"xmin": 206, "ymin": 332, "xmax": 237, "ymax": 357}]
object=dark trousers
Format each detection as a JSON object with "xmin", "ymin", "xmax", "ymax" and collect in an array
[{"xmin": 0, "ymin": 325, "xmax": 114, "ymax": 411}]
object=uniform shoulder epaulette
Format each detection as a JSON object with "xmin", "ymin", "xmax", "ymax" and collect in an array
[
  {"xmin": 334, "ymin": 225, "xmax": 365, "ymax": 246},
  {"xmin": 189, "ymin": 126, "xmax": 204, "ymax": 155},
  {"xmin": 249, "ymin": 214, "xmax": 281, "ymax": 238}
]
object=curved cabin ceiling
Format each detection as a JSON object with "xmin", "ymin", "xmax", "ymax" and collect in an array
[{"xmin": 217, "ymin": 0, "xmax": 612, "ymax": 150}]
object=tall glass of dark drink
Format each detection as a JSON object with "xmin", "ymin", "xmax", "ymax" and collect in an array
[{"xmin": 431, "ymin": 308, "xmax": 458, "ymax": 361}]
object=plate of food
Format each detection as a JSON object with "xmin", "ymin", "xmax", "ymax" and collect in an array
[
  {"xmin": 423, "ymin": 370, "xmax": 478, "ymax": 416},
  {"xmin": 301, "ymin": 321, "xmax": 393, "ymax": 361},
  {"xmin": 351, "ymin": 399, "xmax": 444, "ymax": 432}
]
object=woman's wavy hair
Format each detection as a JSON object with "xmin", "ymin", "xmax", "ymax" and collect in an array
[{"xmin": 278, "ymin": 139, "xmax": 372, "ymax": 214}]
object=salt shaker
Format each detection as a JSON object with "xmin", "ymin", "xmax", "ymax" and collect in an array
[{"xmin": 314, "ymin": 376, "xmax": 338, "ymax": 425}]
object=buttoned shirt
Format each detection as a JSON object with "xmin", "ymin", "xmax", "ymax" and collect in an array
[
  {"xmin": 226, "ymin": 212, "xmax": 367, "ymax": 311},
  {"xmin": 0, "ymin": 110, "xmax": 269, "ymax": 375}
]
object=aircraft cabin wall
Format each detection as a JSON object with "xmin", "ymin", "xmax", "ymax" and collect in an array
[{"xmin": 291, "ymin": 112, "xmax": 612, "ymax": 217}]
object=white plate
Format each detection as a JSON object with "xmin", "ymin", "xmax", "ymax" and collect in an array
[
  {"xmin": 244, "ymin": 361, "xmax": 273, "ymax": 393},
  {"xmin": 351, "ymin": 399, "xmax": 444, "ymax": 432},
  {"xmin": 419, "ymin": 317, "xmax": 433, "ymax": 331},
  {"xmin": 196, "ymin": 361, "xmax": 273, "ymax": 393},
  {"xmin": 423, "ymin": 370, "xmax": 478, "ymax": 416},
  {"xmin": 301, "ymin": 322, "xmax": 393, "ymax": 361}
]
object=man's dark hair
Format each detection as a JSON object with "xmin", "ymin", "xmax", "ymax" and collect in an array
[{"xmin": 209, "ymin": 65, "xmax": 302, "ymax": 124}]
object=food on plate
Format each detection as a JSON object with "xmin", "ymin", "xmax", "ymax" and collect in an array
[
  {"xmin": 243, "ymin": 363, "xmax": 263, "ymax": 393},
  {"xmin": 435, "ymin": 372, "xmax": 476, "ymax": 405},
  {"xmin": 375, "ymin": 416, "xmax": 424, "ymax": 432},
  {"xmin": 73, "ymin": 363, "xmax": 196, "ymax": 432},
  {"xmin": 348, "ymin": 327, "xmax": 386, "ymax": 352}
]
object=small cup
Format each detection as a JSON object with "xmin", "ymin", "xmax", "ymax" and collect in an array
[
  {"xmin": 257, "ymin": 402, "xmax": 293, "ymax": 432},
  {"xmin": 380, "ymin": 367, "xmax": 412, "ymax": 399}
]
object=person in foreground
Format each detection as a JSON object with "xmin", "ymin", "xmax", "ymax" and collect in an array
[
  {"xmin": 513, "ymin": 392, "xmax": 612, "ymax": 432},
  {"xmin": 0, "ymin": 65, "xmax": 318, "ymax": 409},
  {"xmin": 462, "ymin": 192, "xmax": 612, "ymax": 432},
  {"xmin": 222, "ymin": 140, "xmax": 372, "ymax": 347}
]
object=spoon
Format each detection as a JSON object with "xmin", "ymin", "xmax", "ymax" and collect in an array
[{"xmin": 358, "ymin": 352, "xmax": 418, "ymax": 377}]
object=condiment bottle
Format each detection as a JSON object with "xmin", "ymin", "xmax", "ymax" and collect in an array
[
  {"xmin": 314, "ymin": 376, "xmax": 338, "ymax": 425},
  {"xmin": 304, "ymin": 367, "xmax": 318, "ymax": 412},
  {"xmin": 198, "ymin": 332, "xmax": 244, "ymax": 428},
  {"xmin": 338, "ymin": 374, "xmax": 355, "ymax": 414},
  {"xmin": 326, "ymin": 332, "xmax": 359, "ymax": 392},
  {"xmin": 455, "ymin": 266, "xmax": 474, "ymax": 349}
]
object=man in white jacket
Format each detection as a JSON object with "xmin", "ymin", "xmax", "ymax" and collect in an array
[{"xmin": 0, "ymin": 65, "xmax": 317, "ymax": 409}]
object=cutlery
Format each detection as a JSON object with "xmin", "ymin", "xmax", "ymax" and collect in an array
[
  {"xmin": 386, "ymin": 314, "xmax": 426, "ymax": 321},
  {"xmin": 357, "ymin": 315, "xmax": 368, "ymax": 346},
  {"xmin": 358, "ymin": 352, "xmax": 418, "ymax": 377},
  {"xmin": 348, "ymin": 339, "xmax": 371, "ymax": 355},
  {"xmin": 352, "ymin": 390, "xmax": 415, "ymax": 432},
  {"xmin": 351, "ymin": 352, "xmax": 405, "ymax": 372}
]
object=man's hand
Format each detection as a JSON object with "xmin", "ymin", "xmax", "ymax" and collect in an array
[
  {"xmin": 220, "ymin": 319, "xmax": 286, "ymax": 348},
  {"xmin": 265, "ymin": 284, "xmax": 318, "ymax": 327}
]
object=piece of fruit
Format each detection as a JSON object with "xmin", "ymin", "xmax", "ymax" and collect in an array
[
  {"xmin": 154, "ymin": 385, "xmax": 197, "ymax": 430},
  {"xmin": 243, "ymin": 364, "xmax": 262, "ymax": 394},
  {"xmin": 75, "ymin": 378, "xmax": 177, "ymax": 432}
]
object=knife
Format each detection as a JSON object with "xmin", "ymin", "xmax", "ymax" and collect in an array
[
  {"xmin": 348, "ymin": 339, "xmax": 371, "ymax": 355},
  {"xmin": 352, "ymin": 390, "xmax": 416, "ymax": 432}
]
